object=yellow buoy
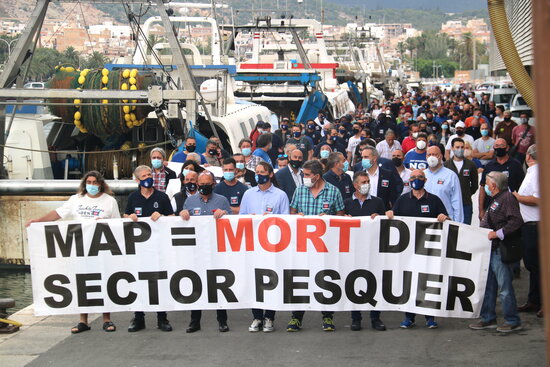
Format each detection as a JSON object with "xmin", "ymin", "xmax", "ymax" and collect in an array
[
  {"xmin": 73, "ymin": 99, "xmax": 81, "ymax": 105},
  {"xmin": 101, "ymin": 76, "xmax": 108, "ymax": 84},
  {"xmin": 130, "ymin": 85, "xmax": 137, "ymax": 90},
  {"xmin": 123, "ymin": 106, "xmax": 130, "ymax": 114},
  {"xmin": 138, "ymin": 142, "xmax": 147, "ymax": 152},
  {"xmin": 121, "ymin": 83, "xmax": 128, "ymax": 90},
  {"xmin": 124, "ymin": 114, "xmax": 131, "ymax": 122},
  {"xmin": 122, "ymin": 69, "xmax": 130, "ymax": 78},
  {"xmin": 126, "ymin": 121, "xmax": 133, "ymax": 128},
  {"xmin": 80, "ymin": 127, "xmax": 88, "ymax": 133},
  {"xmin": 131, "ymin": 105, "xmax": 136, "ymax": 111},
  {"xmin": 102, "ymin": 99, "xmax": 108, "ymax": 104},
  {"xmin": 102, "ymin": 87, "xmax": 108, "ymax": 90},
  {"xmin": 132, "ymin": 99, "xmax": 137, "ymax": 103},
  {"xmin": 130, "ymin": 69, "xmax": 138, "ymax": 78},
  {"xmin": 81, "ymin": 69, "xmax": 89, "ymax": 76},
  {"xmin": 78, "ymin": 76, "xmax": 85, "ymax": 84},
  {"xmin": 101, "ymin": 68, "xmax": 109, "ymax": 76},
  {"xmin": 74, "ymin": 120, "xmax": 81, "ymax": 127},
  {"xmin": 122, "ymin": 99, "xmax": 128, "ymax": 103},
  {"xmin": 60, "ymin": 66, "xmax": 66, "ymax": 72},
  {"xmin": 74, "ymin": 111, "xmax": 81, "ymax": 120},
  {"xmin": 130, "ymin": 113, "xmax": 137, "ymax": 121},
  {"xmin": 129, "ymin": 77, "xmax": 137, "ymax": 85},
  {"xmin": 65, "ymin": 66, "xmax": 75, "ymax": 73}
]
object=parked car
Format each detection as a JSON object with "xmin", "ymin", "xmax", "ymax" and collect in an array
[
  {"xmin": 490, "ymin": 87, "xmax": 517, "ymax": 110},
  {"xmin": 23, "ymin": 82, "xmax": 45, "ymax": 89},
  {"xmin": 510, "ymin": 93, "xmax": 535, "ymax": 125}
]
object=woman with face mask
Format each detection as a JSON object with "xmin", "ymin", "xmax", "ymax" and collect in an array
[
  {"xmin": 165, "ymin": 160, "xmax": 204, "ymax": 200},
  {"xmin": 26, "ymin": 171, "xmax": 121, "ymax": 334},
  {"xmin": 239, "ymin": 162, "xmax": 288, "ymax": 332}
]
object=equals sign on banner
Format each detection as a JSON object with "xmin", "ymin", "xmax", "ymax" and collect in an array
[{"xmin": 171, "ymin": 227, "xmax": 197, "ymax": 246}]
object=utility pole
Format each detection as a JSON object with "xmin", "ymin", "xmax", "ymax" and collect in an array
[{"xmin": 472, "ymin": 35, "xmax": 476, "ymax": 79}]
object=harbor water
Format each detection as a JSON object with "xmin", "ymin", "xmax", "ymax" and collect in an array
[{"xmin": 0, "ymin": 270, "xmax": 33, "ymax": 314}]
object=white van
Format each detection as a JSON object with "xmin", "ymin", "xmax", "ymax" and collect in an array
[{"xmin": 490, "ymin": 87, "xmax": 517, "ymax": 110}]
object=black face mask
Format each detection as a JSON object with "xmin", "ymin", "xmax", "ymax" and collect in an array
[
  {"xmin": 208, "ymin": 149, "xmax": 217, "ymax": 156},
  {"xmin": 198, "ymin": 184, "xmax": 213, "ymax": 195},
  {"xmin": 186, "ymin": 145, "xmax": 196, "ymax": 153},
  {"xmin": 289, "ymin": 159, "xmax": 302, "ymax": 169},
  {"xmin": 456, "ymin": 130, "xmax": 465, "ymax": 136},
  {"xmin": 185, "ymin": 182, "xmax": 197, "ymax": 192},
  {"xmin": 495, "ymin": 147, "xmax": 507, "ymax": 157},
  {"xmin": 353, "ymin": 128, "xmax": 360, "ymax": 134},
  {"xmin": 392, "ymin": 157, "xmax": 403, "ymax": 167}
]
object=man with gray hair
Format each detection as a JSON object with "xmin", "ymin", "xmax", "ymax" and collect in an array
[
  {"xmin": 150, "ymin": 147, "xmax": 176, "ymax": 192},
  {"xmin": 512, "ymin": 144, "xmax": 542, "ymax": 317},
  {"xmin": 202, "ymin": 139, "xmax": 222, "ymax": 167},
  {"xmin": 376, "ymin": 129, "xmax": 401, "ymax": 159},
  {"xmin": 124, "ymin": 165, "xmax": 174, "ymax": 332},
  {"xmin": 470, "ymin": 170, "xmax": 523, "ymax": 333}
]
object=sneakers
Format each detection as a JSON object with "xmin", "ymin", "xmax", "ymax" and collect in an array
[
  {"xmin": 263, "ymin": 318, "xmax": 274, "ymax": 333},
  {"xmin": 286, "ymin": 317, "xmax": 302, "ymax": 332},
  {"xmin": 468, "ymin": 319, "xmax": 497, "ymax": 330},
  {"xmin": 425, "ymin": 319, "xmax": 438, "ymax": 329},
  {"xmin": 350, "ymin": 319, "xmax": 362, "ymax": 331},
  {"xmin": 496, "ymin": 324, "xmax": 522, "ymax": 333},
  {"xmin": 322, "ymin": 317, "xmax": 335, "ymax": 331},
  {"xmin": 249, "ymin": 319, "xmax": 262, "ymax": 332},
  {"xmin": 400, "ymin": 318, "xmax": 415, "ymax": 329}
]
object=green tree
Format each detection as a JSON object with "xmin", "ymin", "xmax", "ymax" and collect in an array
[
  {"xmin": 62, "ymin": 46, "xmax": 80, "ymax": 68},
  {"xmin": 28, "ymin": 48, "xmax": 64, "ymax": 81},
  {"xmin": 83, "ymin": 51, "xmax": 110, "ymax": 69}
]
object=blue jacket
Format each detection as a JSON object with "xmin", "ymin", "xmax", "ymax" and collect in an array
[{"xmin": 275, "ymin": 166, "xmax": 303, "ymax": 202}]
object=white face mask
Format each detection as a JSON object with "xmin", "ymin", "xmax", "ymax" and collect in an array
[
  {"xmin": 427, "ymin": 156, "xmax": 439, "ymax": 168},
  {"xmin": 303, "ymin": 177, "xmax": 314, "ymax": 188},
  {"xmin": 416, "ymin": 140, "xmax": 427, "ymax": 150},
  {"xmin": 359, "ymin": 183, "xmax": 370, "ymax": 195}
]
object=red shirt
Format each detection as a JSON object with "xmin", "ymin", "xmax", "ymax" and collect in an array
[{"xmin": 511, "ymin": 124, "xmax": 536, "ymax": 154}]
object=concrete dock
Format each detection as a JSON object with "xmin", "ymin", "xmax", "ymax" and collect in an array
[{"xmin": 0, "ymin": 271, "xmax": 546, "ymax": 367}]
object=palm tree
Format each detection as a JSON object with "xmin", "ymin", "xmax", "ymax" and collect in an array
[
  {"xmin": 63, "ymin": 46, "xmax": 80, "ymax": 67},
  {"xmin": 83, "ymin": 51, "xmax": 110, "ymax": 69}
]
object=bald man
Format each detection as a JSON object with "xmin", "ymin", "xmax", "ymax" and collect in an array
[{"xmin": 424, "ymin": 146, "xmax": 464, "ymax": 223}]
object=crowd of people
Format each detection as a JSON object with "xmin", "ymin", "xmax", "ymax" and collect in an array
[{"xmin": 26, "ymin": 86, "xmax": 540, "ymax": 335}]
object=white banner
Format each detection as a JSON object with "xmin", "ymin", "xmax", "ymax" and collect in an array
[{"xmin": 27, "ymin": 215, "xmax": 491, "ymax": 318}]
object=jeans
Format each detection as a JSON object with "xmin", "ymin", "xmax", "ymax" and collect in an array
[
  {"xmin": 252, "ymin": 308, "xmax": 276, "ymax": 320},
  {"xmin": 404, "ymin": 313, "xmax": 434, "ymax": 322},
  {"xmin": 351, "ymin": 310, "xmax": 381, "ymax": 321},
  {"xmin": 463, "ymin": 204, "xmax": 473, "ymax": 225},
  {"xmin": 521, "ymin": 222, "xmax": 541, "ymax": 306},
  {"xmin": 480, "ymin": 248, "xmax": 521, "ymax": 326},
  {"xmin": 134, "ymin": 311, "xmax": 166, "ymax": 321},
  {"xmin": 190, "ymin": 310, "xmax": 227, "ymax": 323},
  {"xmin": 291, "ymin": 311, "xmax": 333, "ymax": 321}
]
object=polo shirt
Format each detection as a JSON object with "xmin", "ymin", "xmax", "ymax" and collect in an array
[
  {"xmin": 403, "ymin": 150, "xmax": 427, "ymax": 170},
  {"xmin": 343, "ymin": 193, "xmax": 386, "ymax": 217},
  {"xmin": 214, "ymin": 179, "xmax": 249, "ymax": 207},
  {"xmin": 290, "ymin": 181, "xmax": 344, "ymax": 215},
  {"xmin": 286, "ymin": 136, "xmax": 313, "ymax": 159},
  {"xmin": 517, "ymin": 164, "xmax": 539, "ymax": 222},
  {"xmin": 239, "ymin": 184, "xmax": 290, "ymax": 215},
  {"xmin": 125, "ymin": 188, "xmax": 173, "ymax": 217},
  {"xmin": 480, "ymin": 158, "xmax": 525, "ymax": 192},
  {"xmin": 323, "ymin": 169, "xmax": 354, "ymax": 200},
  {"xmin": 392, "ymin": 191, "xmax": 448, "ymax": 219},
  {"xmin": 183, "ymin": 192, "xmax": 231, "ymax": 216}
]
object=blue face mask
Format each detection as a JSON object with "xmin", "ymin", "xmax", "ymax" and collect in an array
[
  {"xmin": 293, "ymin": 131, "xmax": 301, "ymax": 138},
  {"xmin": 242, "ymin": 148, "xmax": 252, "ymax": 156},
  {"xmin": 484, "ymin": 185, "xmax": 492, "ymax": 197},
  {"xmin": 320, "ymin": 150, "xmax": 330, "ymax": 159},
  {"xmin": 182, "ymin": 168, "xmax": 190, "ymax": 177},
  {"xmin": 86, "ymin": 184, "xmax": 100, "ymax": 196},
  {"xmin": 308, "ymin": 125, "xmax": 315, "ymax": 130},
  {"xmin": 362, "ymin": 158, "xmax": 372, "ymax": 170},
  {"xmin": 139, "ymin": 177, "xmax": 154, "ymax": 188},
  {"xmin": 411, "ymin": 178, "xmax": 425, "ymax": 190},
  {"xmin": 255, "ymin": 174, "xmax": 270, "ymax": 185},
  {"xmin": 223, "ymin": 172, "xmax": 235, "ymax": 181},
  {"xmin": 236, "ymin": 162, "xmax": 245, "ymax": 170},
  {"xmin": 442, "ymin": 124, "xmax": 448, "ymax": 130},
  {"xmin": 343, "ymin": 161, "xmax": 349, "ymax": 172},
  {"xmin": 331, "ymin": 136, "xmax": 338, "ymax": 142},
  {"xmin": 281, "ymin": 124, "xmax": 288, "ymax": 130},
  {"xmin": 151, "ymin": 159, "xmax": 163, "ymax": 169},
  {"xmin": 481, "ymin": 129, "xmax": 489, "ymax": 137}
]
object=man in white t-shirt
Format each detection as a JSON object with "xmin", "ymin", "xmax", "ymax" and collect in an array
[
  {"xmin": 346, "ymin": 121, "xmax": 363, "ymax": 161},
  {"xmin": 445, "ymin": 121, "xmax": 474, "ymax": 160}
]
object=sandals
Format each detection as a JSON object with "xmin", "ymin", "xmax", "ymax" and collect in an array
[
  {"xmin": 71, "ymin": 322, "xmax": 91, "ymax": 334},
  {"xmin": 103, "ymin": 321, "xmax": 116, "ymax": 332}
]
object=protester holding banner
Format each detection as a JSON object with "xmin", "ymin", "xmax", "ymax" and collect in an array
[
  {"xmin": 343, "ymin": 171, "xmax": 387, "ymax": 332},
  {"xmin": 124, "ymin": 165, "xmax": 174, "ymax": 332},
  {"xmin": 214, "ymin": 158, "xmax": 249, "ymax": 214},
  {"xmin": 25, "ymin": 171, "xmax": 120, "ymax": 334},
  {"xmin": 240, "ymin": 161, "xmax": 289, "ymax": 332},
  {"xmin": 470, "ymin": 171, "xmax": 523, "ymax": 333},
  {"xmin": 386, "ymin": 169, "xmax": 448, "ymax": 329},
  {"xmin": 171, "ymin": 170, "xmax": 198, "ymax": 216},
  {"xmin": 287, "ymin": 159, "xmax": 344, "ymax": 332},
  {"xmin": 181, "ymin": 171, "xmax": 232, "ymax": 333}
]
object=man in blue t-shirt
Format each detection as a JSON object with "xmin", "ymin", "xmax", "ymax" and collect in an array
[
  {"xmin": 252, "ymin": 133, "xmax": 273, "ymax": 166},
  {"xmin": 404, "ymin": 133, "xmax": 428, "ymax": 170},
  {"xmin": 172, "ymin": 136, "xmax": 207, "ymax": 164},
  {"xmin": 214, "ymin": 158, "xmax": 249, "ymax": 214}
]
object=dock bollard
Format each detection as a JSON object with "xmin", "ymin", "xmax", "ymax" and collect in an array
[{"xmin": 0, "ymin": 298, "xmax": 21, "ymax": 333}]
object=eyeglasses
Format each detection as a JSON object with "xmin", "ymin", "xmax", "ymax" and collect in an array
[
  {"xmin": 410, "ymin": 175, "xmax": 426, "ymax": 180},
  {"xmin": 278, "ymin": 154, "xmax": 288, "ymax": 159}
]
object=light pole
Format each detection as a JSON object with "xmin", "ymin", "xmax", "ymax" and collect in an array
[{"xmin": 0, "ymin": 38, "xmax": 18, "ymax": 59}]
